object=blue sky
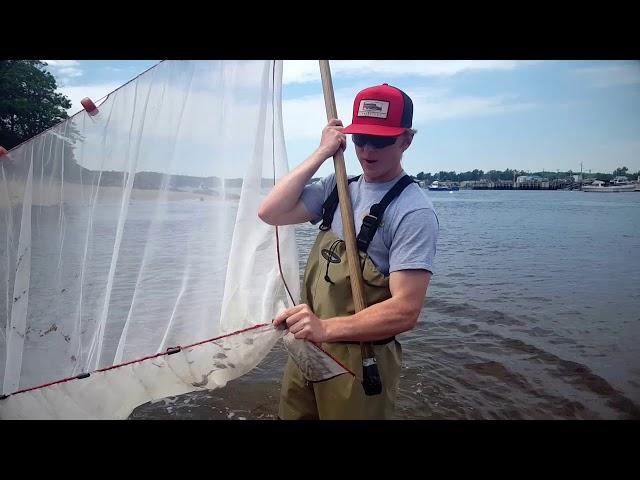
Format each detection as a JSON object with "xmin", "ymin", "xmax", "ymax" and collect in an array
[{"xmin": 44, "ymin": 60, "xmax": 640, "ymax": 177}]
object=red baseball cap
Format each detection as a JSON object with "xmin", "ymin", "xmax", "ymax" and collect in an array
[{"xmin": 342, "ymin": 83, "xmax": 413, "ymax": 137}]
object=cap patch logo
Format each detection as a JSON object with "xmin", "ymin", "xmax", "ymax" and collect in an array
[{"xmin": 357, "ymin": 99, "xmax": 389, "ymax": 119}]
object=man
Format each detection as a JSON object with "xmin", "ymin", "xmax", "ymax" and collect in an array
[{"xmin": 258, "ymin": 83, "xmax": 439, "ymax": 419}]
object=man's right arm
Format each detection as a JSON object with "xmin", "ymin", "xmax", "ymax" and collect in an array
[{"xmin": 258, "ymin": 119, "xmax": 345, "ymax": 226}]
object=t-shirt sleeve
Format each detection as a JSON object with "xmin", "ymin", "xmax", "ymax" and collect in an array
[
  {"xmin": 300, "ymin": 173, "xmax": 336, "ymax": 224},
  {"xmin": 388, "ymin": 208, "xmax": 439, "ymax": 274}
]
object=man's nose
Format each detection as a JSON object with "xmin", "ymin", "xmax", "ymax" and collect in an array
[{"xmin": 363, "ymin": 143, "xmax": 376, "ymax": 152}]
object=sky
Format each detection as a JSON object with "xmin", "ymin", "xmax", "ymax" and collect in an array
[{"xmin": 43, "ymin": 60, "xmax": 640, "ymax": 177}]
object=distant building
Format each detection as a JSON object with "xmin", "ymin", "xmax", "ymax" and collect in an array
[
  {"xmin": 516, "ymin": 175, "xmax": 543, "ymax": 183},
  {"xmin": 573, "ymin": 175, "xmax": 583, "ymax": 182}
]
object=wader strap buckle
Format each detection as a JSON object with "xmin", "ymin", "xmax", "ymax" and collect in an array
[{"xmin": 356, "ymin": 214, "xmax": 379, "ymax": 253}]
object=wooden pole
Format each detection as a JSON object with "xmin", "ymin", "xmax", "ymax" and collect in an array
[
  {"xmin": 318, "ymin": 61, "xmax": 367, "ymax": 312},
  {"xmin": 318, "ymin": 60, "xmax": 381, "ymax": 395}
]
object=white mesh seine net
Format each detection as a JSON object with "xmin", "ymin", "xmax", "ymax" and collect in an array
[{"xmin": 0, "ymin": 60, "xmax": 347, "ymax": 420}]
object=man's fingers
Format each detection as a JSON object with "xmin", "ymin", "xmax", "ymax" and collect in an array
[
  {"xmin": 289, "ymin": 320, "xmax": 306, "ymax": 335},
  {"xmin": 286, "ymin": 310, "xmax": 309, "ymax": 328},
  {"xmin": 273, "ymin": 304, "xmax": 312, "ymax": 326},
  {"xmin": 294, "ymin": 327, "xmax": 310, "ymax": 340},
  {"xmin": 273, "ymin": 304, "xmax": 304, "ymax": 325}
]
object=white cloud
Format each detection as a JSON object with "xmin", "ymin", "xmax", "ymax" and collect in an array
[
  {"xmin": 47, "ymin": 61, "xmax": 541, "ymax": 176},
  {"xmin": 43, "ymin": 60, "xmax": 83, "ymax": 82},
  {"xmin": 282, "ymin": 85, "xmax": 538, "ymax": 141},
  {"xmin": 413, "ymin": 91, "xmax": 538, "ymax": 123},
  {"xmin": 57, "ymin": 67, "xmax": 83, "ymax": 78},
  {"xmin": 44, "ymin": 60, "xmax": 80, "ymax": 68},
  {"xmin": 283, "ymin": 60, "xmax": 529, "ymax": 84},
  {"xmin": 282, "ymin": 89, "xmax": 355, "ymax": 140},
  {"xmin": 574, "ymin": 63, "xmax": 640, "ymax": 88}
]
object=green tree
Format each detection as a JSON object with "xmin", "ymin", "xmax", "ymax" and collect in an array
[
  {"xmin": 0, "ymin": 60, "xmax": 71, "ymax": 150},
  {"xmin": 613, "ymin": 166, "xmax": 629, "ymax": 177}
]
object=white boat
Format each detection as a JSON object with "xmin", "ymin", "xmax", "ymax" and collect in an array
[
  {"xmin": 428, "ymin": 180, "xmax": 459, "ymax": 191},
  {"xmin": 582, "ymin": 179, "xmax": 637, "ymax": 192},
  {"xmin": 611, "ymin": 176, "xmax": 632, "ymax": 186}
]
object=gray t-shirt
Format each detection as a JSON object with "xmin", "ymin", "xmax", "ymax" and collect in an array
[{"xmin": 300, "ymin": 171, "xmax": 439, "ymax": 276}]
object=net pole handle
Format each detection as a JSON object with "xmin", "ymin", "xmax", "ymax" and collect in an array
[
  {"xmin": 319, "ymin": 61, "xmax": 381, "ymax": 396},
  {"xmin": 318, "ymin": 60, "xmax": 367, "ymax": 313}
]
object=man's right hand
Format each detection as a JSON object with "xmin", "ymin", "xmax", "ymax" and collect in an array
[
  {"xmin": 258, "ymin": 120, "xmax": 347, "ymax": 226},
  {"xmin": 317, "ymin": 119, "xmax": 347, "ymax": 159}
]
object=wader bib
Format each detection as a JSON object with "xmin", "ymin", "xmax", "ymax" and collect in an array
[{"xmin": 279, "ymin": 175, "xmax": 416, "ymax": 420}]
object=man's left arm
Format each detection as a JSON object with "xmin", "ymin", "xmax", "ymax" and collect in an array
[
  {"xmin": 321, "ymin": 269, "xmax": 431, "ymax": 342},
  {"xmin": 273, "ymin": 207, "xmax": 438, "ymax": 342},
  {"xmin": 273, "ymin": 270, "xmax": 431, "ymax": 342}
]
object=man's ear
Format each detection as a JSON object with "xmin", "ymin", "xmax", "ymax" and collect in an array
[{"xmin": 400, "ymin": 132, "xmax": 414, "ymax": 152}]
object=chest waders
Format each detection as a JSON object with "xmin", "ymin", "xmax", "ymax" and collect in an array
[{"xmin": 278, "ymin": 175, "xmax": 416, "ymax": 419}]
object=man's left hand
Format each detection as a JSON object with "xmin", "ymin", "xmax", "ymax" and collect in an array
[{"xmin": 273, "ymin": 304, "xmax": 328, "ymax": 343}]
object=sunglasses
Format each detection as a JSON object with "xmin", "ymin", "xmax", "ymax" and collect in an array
[{"xmin": 352, "ymin": 134, "xmax": 399, "ymax": 149}]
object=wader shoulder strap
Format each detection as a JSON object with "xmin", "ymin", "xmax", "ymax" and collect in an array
[
  {"xmin": 319, "ymin": 174, "xmax": 417, "ymax": 253},
  {"xmin": 318, "ymin": 175, "xmax": 361, "ymax": 231},
  {"xmin": 356, "ymin": 175, "xmax": 417, "ymax": 253}
]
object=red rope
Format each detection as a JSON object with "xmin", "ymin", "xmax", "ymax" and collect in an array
[
  {"xmin": 5, "ymin": 323, "xmax": 271, "ymax": 398},
  {"xmin": 275, "ymin": 226, "xmax": 296, "ymax": 307}
]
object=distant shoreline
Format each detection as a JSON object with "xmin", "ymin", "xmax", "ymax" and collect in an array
[{"xmin": 0, "ymin": 181, "xmax": 237, "ymax": 208}]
